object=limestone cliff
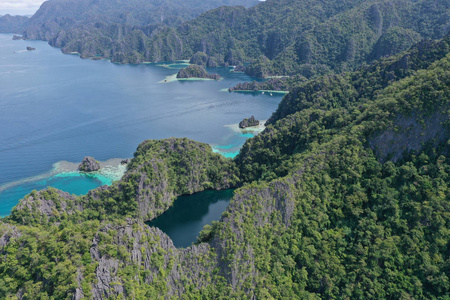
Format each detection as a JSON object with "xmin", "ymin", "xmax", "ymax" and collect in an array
[
  {"xmin": 176, "ymin": 65, "xmax": 221, "ymax": 80},
  {"xmin": 10, "ymin": 138, "xmax": 240, "ymax": 225},
  {"xmin": 239, "ymin": 116, "xmax": 259, "ymax": 129},
  {"xmin": 78, "ymin": 156, "xmax": 101, "ymax": 172}
]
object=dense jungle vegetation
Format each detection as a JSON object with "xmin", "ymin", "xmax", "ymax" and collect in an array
[
  {"xmin": 0, "ymin": 1, "xmax": 449, "ymax": 298},
  {"xmin": 36, "ymin": 0, "xmax": 450, "ymax": 79}
]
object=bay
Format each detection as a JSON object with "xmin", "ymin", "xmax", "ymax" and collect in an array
[{"xmin": 0, "ymin": 34, "xmax": 282, "ymax": 216}]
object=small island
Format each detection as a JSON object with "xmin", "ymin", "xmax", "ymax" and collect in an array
[
  {"xmin": 177, "ymin": 65, "xmax": 221, "ymax": 80},
  {"xmin": 78, "ymin": 156, "xmax": 101, "ymax": 172},
  {"xmin": 239, "ymin": 116, "xmax": 260, "ymax": 129},
  {"xmin": 26, "ymin": 46, "xmax": 36, "ymax": 51}
]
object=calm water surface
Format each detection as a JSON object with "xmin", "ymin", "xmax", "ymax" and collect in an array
[
  {"xmin": 0, "ymin": 34, "xmax": 282, "ymax": 216},
  {"xmin": 148, "ymin": 189, "xmax": 234, "ymax": 248}
]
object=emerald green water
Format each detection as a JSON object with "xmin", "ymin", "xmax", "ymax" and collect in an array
[{"xmin": 148, "ymin": 189, "xmax": 234, "ymax": 248}]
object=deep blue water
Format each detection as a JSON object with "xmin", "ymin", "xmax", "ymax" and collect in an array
[
  {"xmin": 148, "ymin": 189, "xmax": 234, "ymax": 248},
  {"xmin": 0, "ymin": 34, "xmax": 282, "ymax": 216}
]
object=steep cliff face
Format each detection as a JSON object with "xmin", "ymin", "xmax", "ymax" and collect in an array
[
  {"xmin": 369, "ymin": 111, "xmax": 449, "ymax": 163},
  {"xmin": 1, "ymin": 138, "xmax": 240, "ymax": 298},
  {"xmin": 121, "ymin": 138, "xmax": 239, "ymax": 220},
  {"xmin": 210, "ymin": 175, "xmax": 298, "ymax": 290},
  {"xmin": 9, "ymin": 138, "xmax": 239, "ymax": 225},
  {"xmin": 85, "ymin": 220, "xmax": 227, "ymax": 299},
  {"xmin": 86, "ymin": 221, "xmax": 215, "ymax": 299},
  {"xmin": 0, "ymin": 218, "xmax": 218, "ymax": 299}
]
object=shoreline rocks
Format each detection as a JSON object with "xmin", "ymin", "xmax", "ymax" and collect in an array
[
  {"xmin": 78, "ymin": 156, "xmax": 101, "ymax": 172},
  {"xmin": 12, "ymin": 35, "xmax": 25, "ymax": 40},
  {"xmin": 239, "ymin": 116, "xmax": 260, "ymax": 129}
]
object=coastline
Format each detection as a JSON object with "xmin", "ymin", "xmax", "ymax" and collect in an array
[
  {"xmin": 159, "ymin": 73, "xmax": 219, "ymax": 83},
  {"xmin": 228, "ymin": 89, "xmax": 289, "ymax": 94},
  {"xmin": 212, "ymin": 120, "xmax": 267, "ymax": 158},
  {"xmin": 0, "ymin": 158, "xmax": 128, "ymax": 194},
  {"xmin": 225, "ymin": 120, "xmax": 266, "ymax": 134}
]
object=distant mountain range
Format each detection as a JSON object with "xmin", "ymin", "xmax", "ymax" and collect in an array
[
  {"xmin": 0, "ymin": 14, "xmax": 29, "ymax": 34},
  {"xmin": 1, "ymin": 0, "xmax": 448, "ymax": 79},
  {"xmin": 0, "ymin": 0, "xmax": 258, "ymax": 38}
]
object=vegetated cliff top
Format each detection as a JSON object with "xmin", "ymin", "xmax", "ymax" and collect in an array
[
  {"xmin": 0, "ymin": 32, "xmax": 449, "ymax": 300},
  {"xmin": 31, "ymin": 0, "xmax": 450, "ymax": 74}
]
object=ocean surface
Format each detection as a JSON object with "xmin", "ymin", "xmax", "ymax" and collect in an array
[{"xmin": 0, "ymin": 33, "xmax": 282, "ymax": 216}]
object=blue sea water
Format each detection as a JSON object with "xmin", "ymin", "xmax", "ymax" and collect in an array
[{"xmin": 0, "ymin": 34, "xmax": 282, "ymax": 216}]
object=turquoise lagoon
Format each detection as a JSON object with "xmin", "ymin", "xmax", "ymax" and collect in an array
[{"xmin": 0, "ymin": 34, "xmax": 282, "ymax": 216}]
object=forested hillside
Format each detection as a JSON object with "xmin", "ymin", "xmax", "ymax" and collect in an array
[
  {"xmin": 3, "ymin": 0, "xmax": 448, "ymax": 77},
  {"xmin": 0, "ymin": 15, "xmax": 29, "ymax": 33},
  {"xmin": 0, "ymin": 0, "xmax": 257, "ymax": 38},
  {"xmin": 0, "ymin": 34, "xmax": 448, "ymax": 299},
  {"xmin": 43, "ymin": 0, "xmax": 449, "ymax": 76}
]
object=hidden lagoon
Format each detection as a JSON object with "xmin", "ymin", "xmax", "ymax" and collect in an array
[{"xmin": 0, "ymin": 33, "xmax": 282, "ymax": 243}]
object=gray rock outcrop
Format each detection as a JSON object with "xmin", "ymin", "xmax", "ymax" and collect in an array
[
  {"xmin": 10, "ymin": 188, "xmax": 82, "ymax": 225},
  {"xmin": 78, "ymin": 156, "xmax": 101, "ymax": 172},
  {"xmin": 239, "ymin": 116, "xmax": 259, "ymax": 128},
  {"xmin": 0, "ymin": 224, "xmax": 21, "ymax": 249}
]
